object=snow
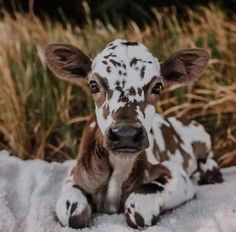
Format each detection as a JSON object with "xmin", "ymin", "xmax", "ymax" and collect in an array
[{"xmin": 0, "ymin": 150, "xmax": 235, "ymax": 232}]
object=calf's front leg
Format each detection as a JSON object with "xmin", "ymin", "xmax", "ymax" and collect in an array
[
  {"xmin": 124, "ymin": 161, "xmax": 195, "ymax": 229},
  {"xmin": 55, "ymin": 168, "xmax": 92, "ymax": 229}
]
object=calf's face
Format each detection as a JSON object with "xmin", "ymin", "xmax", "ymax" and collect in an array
[{"xmin": 44, "ymin": 39, "xmax": 209, "ymax": 156}]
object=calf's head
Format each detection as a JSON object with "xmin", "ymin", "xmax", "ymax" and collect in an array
[{"xmin": 45, "ymin": 39, "xmax": 209, "ymax": 156}]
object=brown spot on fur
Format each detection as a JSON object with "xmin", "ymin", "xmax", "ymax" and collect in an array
[
  {"xmin": 109, "ymin": 45, "xmax": 117, "ymax": 50},
  {"xmin": 140, "ymin": 66, "xmax": 146, "ymax": 78},
  {"xmin": 151, "ymin": 215, "xmax": 159, "ymax": 226},
  {"xmin": 177, "ymin": 117, "xmax": 192, "ymax": 126},
  {"xmin": 103, "ymin": 104, "xmax": 110, "ymax": 119},
  {"xmin": 125, "ymin": 212, "xmax": 138, "ymax": 229},
  {"xmin": 113, "ymin": 104, "xmax": 138, "ymax": 122},
  {"xmin": 135, "ymin": 182, "xmax": 164, "ymax": 194},
  {"xmin": 118, "ymin": 90, "xmax": 129, "ymax": 103},
  {"xmin": 144, "ymin": 163, "xmax": 171, "ymax": 184},
  {"xmin": 109, "ymin": 59, "xmax": 121, "ymax": 67},
  {"xmin": 198, "ymin": 167, "xmax": 223, "ymax": 185},
  {"xmin": 137, "ymin": 88, "xmax": 142, "ymax": 96},
  {"xmin": 68, "ymin": 204, "xmax": 91, "ymax": 229},
  {"xmin": 122, "ymin": 41, "xmax": 138, "ymax": 46},
  {"xmin": 156, "ymin": 175, "xmax": 169, "ymax": 185},
  {"xmin": 104, "ymin": 53, "xmax": 113, "ymax": 59},
  {"xmin": 160, "ymin": 125, "xmax": 179, "ymax": 154},
  {"xmin": 106, "ymin": 66, "xmax": 111, "ymax": 73},
  {"xmin": 192, "ymin": 141, "xmax": 208, "ymax": 160},
  {"xmin": 128, "ymin": 87, "xmax": 136, "ymax": 96},
  {"xmin": 130, "ymin": 58, "xmax": 138, "ymax": 66},
  {"xmin": 134, "ymin": 211, "xmax": 145, "ymax": 228},
  {"xmin": 159, "ymin": 123, "xmax": 190, "ymax": 169}
]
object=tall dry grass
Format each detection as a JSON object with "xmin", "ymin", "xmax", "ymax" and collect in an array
[{"xmin": 0, "ymin": 6, "xmax": 235, "ymax": 164}]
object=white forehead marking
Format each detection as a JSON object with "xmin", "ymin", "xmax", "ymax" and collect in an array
[
  {"xmin": 91, "ymin": 39, "xmax": 162, "ymax": 134},
  {"xmin": 91, "ymin": 39, "xmax": 162, "ymax": 92}
]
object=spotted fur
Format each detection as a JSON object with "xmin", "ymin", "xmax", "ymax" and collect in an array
[{"xmin": 44, "ymin": 39, "xmax": 223, "ymax": 229}]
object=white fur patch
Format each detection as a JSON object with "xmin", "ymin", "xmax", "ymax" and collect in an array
[
  {"xmin": 168, "ymin": 117, "xmax": 211, "ymax": 174},
  {"xmin": 55, "ymin": 172, "xmax": 90, "ymax": 227}
]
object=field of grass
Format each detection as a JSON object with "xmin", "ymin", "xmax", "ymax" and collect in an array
[{"xmin": 0, "ymin": 5, "xmax": 235, "ymax": 165}]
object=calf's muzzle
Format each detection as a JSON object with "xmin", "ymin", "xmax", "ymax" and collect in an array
[{"xmin": 106, "ymin": 123, "xmax": 149, "ymax": 153}]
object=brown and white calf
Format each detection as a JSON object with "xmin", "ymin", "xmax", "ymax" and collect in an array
[{"xmin": 44, "ymin": 40, "xmax": 223, "ymax": 229}]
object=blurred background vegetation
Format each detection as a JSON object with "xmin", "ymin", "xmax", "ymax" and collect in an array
[{"xmin": 0, "ymin": 0, "xmax": 235, "ymax": 166}]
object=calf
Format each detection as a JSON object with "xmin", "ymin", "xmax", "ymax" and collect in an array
[{"xmin": 44, "ymin": 39, "xmax": 223, "ymax": 229}]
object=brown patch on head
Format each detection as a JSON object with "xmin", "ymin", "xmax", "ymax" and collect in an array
[{"xmin": 112, "ymin": 103, "xmax": 138, "ymax": 123}]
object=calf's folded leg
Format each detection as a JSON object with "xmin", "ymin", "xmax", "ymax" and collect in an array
[
  {"xmin": 55, "ymin": 168, "xmax": 92, "ymax": 229},
  {"xmin": 124, "ymin": 161, "xmax": 195, "ymax": 229}
]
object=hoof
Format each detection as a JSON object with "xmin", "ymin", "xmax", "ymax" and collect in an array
[
  {"xmin": 55, "ymin": 186, "xmax": 91, "ymax": 228},
  {"xmin": 198, "ymin": 167, "xmax": 223, "ymax": 185}
]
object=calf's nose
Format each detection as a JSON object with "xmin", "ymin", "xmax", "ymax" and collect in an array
[{"xmin": 108, "ymin": 125, "xmax": 145, "ymax": 150}]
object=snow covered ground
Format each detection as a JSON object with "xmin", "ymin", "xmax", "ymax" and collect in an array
[{"xmin": 0, "ymin": 150, "xmax": 235, "ymax": 232}]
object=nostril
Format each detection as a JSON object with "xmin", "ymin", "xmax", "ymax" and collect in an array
[
  {"xmin": 109, "ymin": 128, "xmax": 120, "ymax": 144},
  {"xmin": 133, "ymin": 127, "xmax": 144, "ymax": 142}
]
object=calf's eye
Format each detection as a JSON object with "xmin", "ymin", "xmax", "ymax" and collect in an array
[
  {"xmin": 151, "ymin": 82, "xmax": 163, "ymax": 95},
  {"xmin": 89, "ymin": 81, "xmax": 100, "ymax": 94}
]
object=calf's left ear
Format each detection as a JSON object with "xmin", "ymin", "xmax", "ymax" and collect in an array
[
  {"xmin": 44, "ymin": 43, "xmax": 92, "ymax": 86},
  {"xmin": 161, "ymin": 48, "xmax": 209, "ymax": 84}
]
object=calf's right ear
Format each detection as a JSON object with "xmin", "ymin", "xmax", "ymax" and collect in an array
[
  {"xmin": 44, "ymin": 43, "xmax": 91, "ymax": 86},
  {"xmin": 161, "ymin": 48, "xmax": 209, "ymax": 84}
]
